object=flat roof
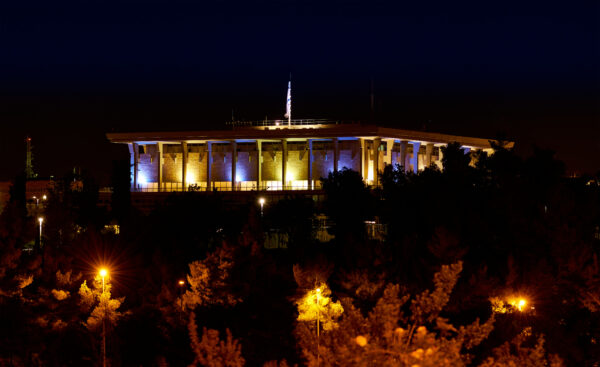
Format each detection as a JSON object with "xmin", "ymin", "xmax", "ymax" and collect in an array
[{"xmin": 106, "ymin": 124, "xmax": 512, "ymax": 149}]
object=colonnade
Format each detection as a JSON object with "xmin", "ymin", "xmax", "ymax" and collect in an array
[{"xmin": 130, "ymin": 138, "xmax": 438, "ymax": 192}]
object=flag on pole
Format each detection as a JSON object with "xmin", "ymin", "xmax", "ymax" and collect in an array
[{"xmin": 284, "ymin": 81, "xmax": 291, "ymax": 124}]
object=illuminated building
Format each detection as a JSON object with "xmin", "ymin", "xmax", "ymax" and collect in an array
[{"xmin": 106, "ymin": 120, "xmax": 510, "ymax": 192}]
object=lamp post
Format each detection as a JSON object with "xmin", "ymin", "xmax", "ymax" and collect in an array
[
  {"xmin": 33, "ymin": 196, "xmax": 39, "ymax": 206},
  {"xmin": 99, "ymin": 268, "xmax": 108, "ymax": 367},
  {"xmin": 316, "ymin": 287, "xmax": 321, "ymax": 367},
  {"xmin": 178, "ymin": 280, "xmax": 185, "ymax": 321},
  {"xmin": 259, "ymin": 197, "xmax": 265, "ymax": 217},
  {"xmin": 37, "ymin": 217, "xmax": 44, "ymax": 246}
]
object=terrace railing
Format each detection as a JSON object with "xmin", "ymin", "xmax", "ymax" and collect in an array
[{"xmin": 225, "ymin": 119, "xmax": 350, "ymax": 128}]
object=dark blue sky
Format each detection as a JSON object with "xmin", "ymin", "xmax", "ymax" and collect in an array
[{"xmin": 0, "ymin": 0, "xmax": 598, "ymax": 181}]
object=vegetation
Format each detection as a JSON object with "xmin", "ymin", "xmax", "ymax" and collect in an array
[{"xmin": 0, "ymin": 144, "xmax": 598, "ymax": 366}]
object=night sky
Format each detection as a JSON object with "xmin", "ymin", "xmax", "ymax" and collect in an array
[{"xmin": 1, "ymin": 0, "xmax": 598, "ymax": 183}]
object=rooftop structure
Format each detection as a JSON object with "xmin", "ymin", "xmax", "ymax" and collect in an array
[{"xmin": 107, "ymin": 120, "xmax": 511, "ymax": 192}]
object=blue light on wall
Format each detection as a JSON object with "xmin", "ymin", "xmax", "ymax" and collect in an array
[
  {"xmin": 338, "ymin": 157, "xmax": 352, "ymax": 170},
  {"xmin": 137, "ymin": 169, "xmax": 149, "ymax": 185}
]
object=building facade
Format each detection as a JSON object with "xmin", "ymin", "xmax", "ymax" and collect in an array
[{"xmin": 106, "ymin": 121, "xmax": 508, "ymax": 192}]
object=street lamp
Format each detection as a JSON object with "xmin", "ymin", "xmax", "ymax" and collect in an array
[
  {"xmin": 99, "ymin": 268, "xmax": 108, "ymax": 367},
  {"xmin": 38, "ymin": 217, "xmax": 44, "ymax": 246},
  {"xmin": 33, "ymin": 196, "xmax": 39, "ymax": 206},
  {"xmin": 316, "ymin": 287, "xmax": 321, "ymax": 367},
  {"xmin": 178, "ymin": 280, "xmax": 185, "ymax": 321},
  {"xmin": 259, "ymin": 197, "xmax": 265, "ymax": 217},
  {"xmin": 42, "ymin": 194, "xmax": 47, "ymax": 201}
]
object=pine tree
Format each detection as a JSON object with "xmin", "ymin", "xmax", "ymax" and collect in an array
[
  {"xmin": 78, "ymin": 274, "xmax": 124, "ymax": 331},
  {"xmin": 187, "ymin": 312, "xmax": 245, "ymax": 367},
  {"xmin": 295, "ymin": 262, "xmax": 490, "ymax": 367},
  {"xmin": 182, "ymin": 243, "xmax": 240, "ymax": 310}
]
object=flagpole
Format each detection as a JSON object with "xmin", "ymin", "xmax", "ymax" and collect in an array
[
  {"xmin": 287, "ymin": 80, "xmax": 292, "ymax": 127},
  {"xmin": 285, "ymin": 73, "xmax": 292, "ymax": 127}
]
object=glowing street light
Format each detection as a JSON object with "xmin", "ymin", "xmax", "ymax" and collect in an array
[
  {"xmin": 515, "ymin": 298, "xmax": 527, "ymax": 312},
  {"xmin": 38, "ymin": 217, "xmax": 44, "ymax": 245},
  {"xmin": 259, "ymin": 197, "xmax": 266, "ymax": 217},
  {"xmin": 42, "ymin": 194, "xmax": 47, "ymax": 201},
  {"xmin": 33, "ymin": 196, "xmax": 39, "ymax": 206},
  {"xmin": 507, "ymin": 296, "xmax": 528, "ymax": 312}
]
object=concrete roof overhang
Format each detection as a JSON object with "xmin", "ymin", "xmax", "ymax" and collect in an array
[{"xmin": 106, "ymin": 124, "xmax": 513, "ymax": 150}]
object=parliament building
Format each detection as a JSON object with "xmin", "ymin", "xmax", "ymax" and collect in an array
[{"xmin": 106, "ymin": 120, "xmax": 507, "ymax": 193}]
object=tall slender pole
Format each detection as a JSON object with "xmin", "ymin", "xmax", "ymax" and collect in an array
[
  {"xmin": 316, "ymin": 287, "xmax": 320, "ymax": 367},
  {"xmin": 102, "ymin": 275, "xmax": 106, "ymax": 367},
  {"xmin": 178, "ymin": 280, "xmax": 185, "ymax": 322},
  {"xmin": 288, "ymin": 74, "xmax": 292, "ymax": 127}
]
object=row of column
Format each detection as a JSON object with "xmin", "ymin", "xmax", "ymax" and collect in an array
[{"xmin": 131, "ymin": 139, "xmax": 435, "ymax": 191}]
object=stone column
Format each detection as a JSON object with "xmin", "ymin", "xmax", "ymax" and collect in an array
[
  {"xmin": 307, "ymin": 139, "xmax": 313, "ymax": 189},
  {"xmin": 157, "ymin": 142, "xmax": 163, "ymax": 192},
  {"xmin": 256, "ymin": 140, "xmax": 262, "ymax": 190},
  {"xmin": 134, "ymin": 143, "xmax": 140, "ymax": 190},
  {"xmin": 438, "ymin": 144, "xmax": 444, "ymax": 169},
  {"xmin": 281, "ymin": 139, "xmax": 288, "ymax": 189},
  {"xmin": 361, "ymin": 139, "xmax": 369, "ymax": 182},
  {"xmin": 425, "ymin": 143, "xmax": 434, "ymax": 168},
  {"xmin": 400, "ymin": 140, "xmax": 408, "ymax": 172},
  {"xmin": 128, "ymin": 143, "xmax": 137, "ymax": 191},
  {"xmin": 359, "ymin": 139, "xmax": 364, "ymax": 179},
  {"xmin": 181, "ymin": 142, "xmax": 188, "ymax": 191},
  {"xmin": 384, "ymin": 138, "xmax": 394, "ymax": 167},
  {"xmin": 333, "ymin": 138, "xmax": 339, "ymax": 172},
  {"xmin": 206, "ymin": 142, "xmax": 212, "ymax": 191},
  {"xmin": 231, "ymin": 141, "xmax": 237, "ymax": 191},
  {"xmin": 373, "ymin": 138, "xmax": 381, "ymax": 186},
  {"xmin": 411, "ymin": 142, "xmax": 421, "ymax": 173}
]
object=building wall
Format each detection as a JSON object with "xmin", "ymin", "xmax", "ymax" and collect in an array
[
  {"xmin": 211, "ymin": 143, "xmax": 233, "ymax": 182},
  {"xmin": 262, "ymin": 144, "xmax": 282, "ymax": 181},
  {"xmin": 133, "ymin": 138, "xmax": 464, "ymax": 191},
  {"xmin": 236, "ymin": 151, "xmax": 258, "ymax": 182},
  {"xmin": 138, "ymin": 151, "xmax": 158, "ymax": 185},
  {"xmin": 286, "ymin": 149, "xmax": 308, "ymax": 182},
  {"xmin": 313, "ymin": 147, "xmax": 334, "ymax": 180},
  {"xmin": 338, "ymin": 140, "xmax": 361, "ymax": 171},
  {"xmin": 186, "ymin": 152, "xmax": 206, "ymax": 184},
  {"xmin": 163, "ymin": 151, "xmax": 182, "ymax": 183}
]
